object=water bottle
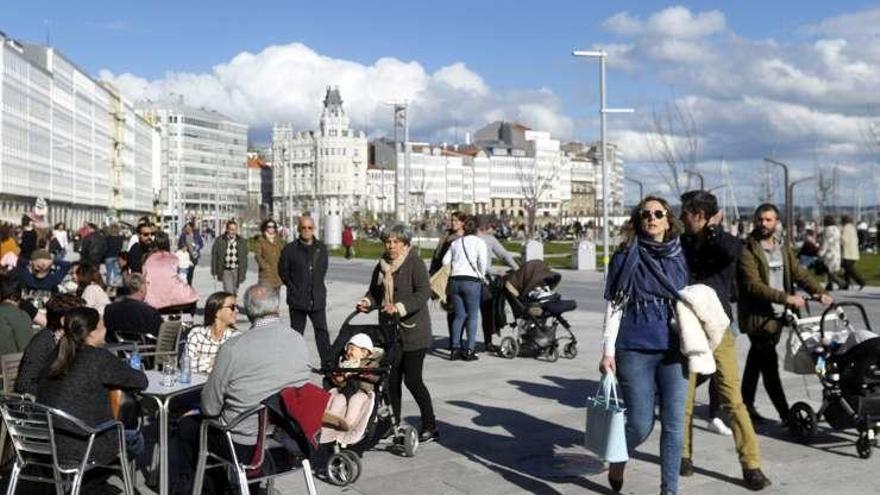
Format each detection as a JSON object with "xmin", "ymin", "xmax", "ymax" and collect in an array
[
  {"xmin": 178, "ymin": 351, "xmax": 192, "ymax": 385},
  {"xmin": 816, "ymin": 355, "xmax": 826, "ymax": 376},
  {"xmin": 129, "ymin": 344, "xmax": 142, "ymax": 370}
]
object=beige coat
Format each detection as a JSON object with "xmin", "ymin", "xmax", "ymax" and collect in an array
[
  {"xmin": 841, "ymin": 223, "xmax": 860, "ymax": 261},
  {"xmin": 255, "ymin": 235, "xmax": 283, "ymax": 288}
]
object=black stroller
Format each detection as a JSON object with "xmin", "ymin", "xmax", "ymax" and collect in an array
[
  {"xmin": 317, "ymin": 310, "xmax": 420, "ymax": 486},
  {"xmin": 784, "ymin": 302, "xmax": 880, "ymax": 458},
  {"xmin": 497, "ymin": 259, "xmax": 578, "ymax": 361}
]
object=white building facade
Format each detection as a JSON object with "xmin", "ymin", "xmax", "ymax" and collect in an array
[
  {"xmin": 138, "ymin": 103, "xmax": 248, "ymax": 234},
  {"xmin": 0, "ymin": 35, "xmax": 157, "ymax": 226},
  {"xmin": 272, "ymin": 87, "xmax": 367, "ymax": 226}
]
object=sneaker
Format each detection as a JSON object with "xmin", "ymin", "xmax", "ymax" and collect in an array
[
  {"xmin": 742, "ymin": 468, "xmax": 772, "ymax": 491},
  {"xmin": 708, "ymin": 417, "xmax": 733, "ymax": 436},
  {"xmin": 680, "ymin": 458, "xmax": 694, "ymax": 477},
  {"xmin": 419, "ymin": 427, "xmax": 439, "ymax": 443}
]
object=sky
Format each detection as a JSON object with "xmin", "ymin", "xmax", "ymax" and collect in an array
[{"xmin": 2, "ymin": 0, "xmax": 879, "ymax": 206}]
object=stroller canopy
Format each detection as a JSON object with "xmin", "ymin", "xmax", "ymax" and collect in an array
[{"xmin": 505, "ymin": 259, "xmax": 562, "ymax": 297}]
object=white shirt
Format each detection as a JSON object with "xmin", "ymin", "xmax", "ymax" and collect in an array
[{"xmin": 442, "ymin": 235, "xmax": 489, "ymax": 279}]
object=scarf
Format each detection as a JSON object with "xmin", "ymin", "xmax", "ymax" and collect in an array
[
  {"xmin": 378, "ymin": 247, "xmax": 410, "ymax": 306},
  {"xmin": 605, "ymin": 235, "xmax": 684, "ymax": 307}
]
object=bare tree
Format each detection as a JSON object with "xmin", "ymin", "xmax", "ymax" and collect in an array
[
  {"xmin": 515, "ymin": 154, "xmax": 559, "ymax": 237},
  {"xmin": 644, "ymin": 100, "xmax": 701, "ymax": 198}
]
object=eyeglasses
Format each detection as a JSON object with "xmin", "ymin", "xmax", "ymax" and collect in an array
[
  {"xmin": 640, "ymin": 209, "xmax": 667, "ymax": 221},
  {"xmin": 300, "ymin": 226, "xmax": 314, "ymax": 230},
  {"xmin": 222, "ymin": 304, "xmax": 239, "ymax": 311}
]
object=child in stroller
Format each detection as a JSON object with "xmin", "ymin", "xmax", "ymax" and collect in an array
[
  {"xmin": 784, "ymin": 302, "xmax": 880, "ymax": 458},
  {"xmin": 497, "ymin": 259, "xmax": 578, "ymax": 361},
  {"xmin": 315, "ymin": 312, "xmax": 420, "ymax": 486}
]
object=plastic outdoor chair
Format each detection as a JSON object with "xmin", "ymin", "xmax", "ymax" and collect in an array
[
  {"xmin": 191, "ymin": 404, "xmax": 318, "ymax": 495},
  {"xmin": 0, "ymin": 396, "xmax": 135, "ymax": 495}
]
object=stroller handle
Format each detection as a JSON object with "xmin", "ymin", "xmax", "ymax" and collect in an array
[
  {"xmin": 343, "ymin": 307, "xmax": 402, "ymax": 327},
  {"xmin": 820, "ymin": 302, "xmax": 872, "ymax": 341}
]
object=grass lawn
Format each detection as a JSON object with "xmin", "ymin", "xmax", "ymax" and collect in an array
[{"xmin": 855, "ymin": 253, "xmax": 880, "ymax": 286}]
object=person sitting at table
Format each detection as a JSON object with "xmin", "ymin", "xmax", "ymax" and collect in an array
[
  {"xmin": 15, "ymin": 293, "xmax": 85, "ymax": 396},
  {"xmin": 0, "ymin": 269, "xmax": 35, "ymax": 355},
  {"xmin": 179, "ymin": 284, "xmax": 311, "ymax": 494},
  {"xmin": 143, "ymin": 231, "xmax": 198, "ymax": 315},
  {"xmin": 37, "ymin": 307, "xmax": 147, "ymax": 493},
  {"xmin": 104, "ymin": 273, "xmax": 163, "ymax": 343},
  {"xmin": 185, "ymin": 291, "xmax": 238, "ymax": 374},
  {"xmin": 15, "ymin": 248, "xmax": 71, "ymax": 295},
  {"xmin": 74, "ymin": 263, "xmax": 111, "ymax": 316}
]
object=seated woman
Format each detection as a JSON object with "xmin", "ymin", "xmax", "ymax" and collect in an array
[
  {"xmin": 36, "ymin": 307, "xmax": 147, "ymax": 491},
  {"xmin": 321, "ymin": 333, "xmax": 383, "ymax": 446},
  {"xmin": 75, "ymin": 263, "xmax": 110, "ymax": 316},
  {"xmin": 143, "ymin": 231, "xmax": 198, "ymax": 314},
  {"xmin": 185, "ymin": 291, "xmax": 238, "ymax": 374},
  {"xmin": 15, "ymin": 293, "xmax": 85, "ymax": 396}
]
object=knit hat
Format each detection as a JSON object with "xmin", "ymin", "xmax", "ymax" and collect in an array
[
  {"xmin": 347, "ymin": 333, "xmax": 374, "ymax": 354},
  {"xmin": 31, "ymin": 249, "xmax": 52, "ymax": 261}
]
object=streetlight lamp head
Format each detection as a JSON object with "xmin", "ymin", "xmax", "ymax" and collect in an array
[{"xmin": 572, "ymin": 50, "xmax": 606, "ymax": 58}]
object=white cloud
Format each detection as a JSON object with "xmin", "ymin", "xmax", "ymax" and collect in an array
[
  {"xmin": 802, "ymin": 7, "xmax": 880, "ymax": 39},
  {"xmin": 604, "ymin": 6, "xmax": 726, "ymax": 39},
  {"xmin": 99, "ymin": 42, "xmax": 573, "ymax": 142}
]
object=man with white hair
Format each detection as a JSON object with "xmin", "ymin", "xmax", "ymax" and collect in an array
[{"xmin": 181, "ymin": 283, "xmax": 311, "ymax": 493}]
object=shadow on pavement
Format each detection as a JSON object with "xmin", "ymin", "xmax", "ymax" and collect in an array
[
  {"xmin": 431, "ymin": 400, "xmax": 611, "ymax": 494},
  {"xmin": 507, "ymin": 376, "xmax": 599, "ymax": 409}
]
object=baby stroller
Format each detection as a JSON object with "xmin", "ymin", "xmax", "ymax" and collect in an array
[
  {"xmin": 498, "ymin": 259, "xmax": 578, "ymax": 361},
  {"xmin": 783, "ymin": 302, "xmax": 880, "ymax": 458},
  {"xmin": 317, "ymin": 310, "xmax": 420, "ymax": 486}
]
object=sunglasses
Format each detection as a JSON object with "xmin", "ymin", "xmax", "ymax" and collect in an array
[
  {"xmin": 300, "ymin": 226, "xmax": 314, "ymax": 230},
  {"xmin": 640, "ymin": 209, "xmax": 667, "ymax": 221},
  {"xmin": 222, "ymin": 304, "xmax": 239, "ymax": 311}
]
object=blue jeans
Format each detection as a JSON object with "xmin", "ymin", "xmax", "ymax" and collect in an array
[
  {"xmin": 616, "ymin": 349, "xmax": 688, "ymax": 495},
  {"xmin": 449, "ymin": 278, "xmax": 482, "ymax": 351},
  {"xmin": 104, "ymin": 256, "xmax": 121, "ymax": 286}
]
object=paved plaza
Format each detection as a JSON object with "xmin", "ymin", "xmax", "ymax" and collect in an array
[{"xmin": 165, "ymin": 251, "xmax": 880, "ymax": 494}]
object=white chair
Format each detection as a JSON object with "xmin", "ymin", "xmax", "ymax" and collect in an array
[
  {"xmin": 0, "ymin": 396, "xmax": 135, "ymax": 495},
  {"xmin": 192, "ymin": 404, "xmax": 318, "ymax": 495}
]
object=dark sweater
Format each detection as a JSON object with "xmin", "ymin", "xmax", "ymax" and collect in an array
[
  {"xmin": 0, "ymin": 302, "xmax": 35, "ymax": 355},
  {"xmin": 37, "ymin": 346, "xmax": 147, "ymax": 464},
  {"xmin": 15, "ymin": 328, "xmax": 55, "ymax": 396},
  {"xmin": 681, "ymin": 226, "xmax": 742, "ymax": 319},
  {"xmin": 104, "ymin": 296, "xmax": 163, "ymax": 340}
]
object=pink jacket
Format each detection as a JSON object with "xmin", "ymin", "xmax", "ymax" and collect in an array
[{"xmin": 144, "ymin": 251, "xmax": 198, "ymax": 309}]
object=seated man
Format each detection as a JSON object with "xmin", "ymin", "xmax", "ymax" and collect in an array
[
  {"xmin": 0, "ymin": 270, "xmax": 36, "ymax": 355},
  {"xmin": 15, "ymin": 249, "xmax": 71, "ymax": 298},
  {"xmin": 180, "ymin": 284, "xmax": 311, "ymax": 494},
  {"xmin": 104, "ymin": 273, "xmax": 163, "ymax": 342}
]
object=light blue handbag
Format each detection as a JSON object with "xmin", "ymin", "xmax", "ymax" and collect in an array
[{"xmin": 584, "ymin": 372, "xmax": 629, "ymax": 463}]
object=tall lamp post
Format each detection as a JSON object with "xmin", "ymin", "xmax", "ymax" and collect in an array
[
  {"xmin": 572, "ymin": 49, "xmax": 634, "ymax": 274},
  {"xmin": 763, "ymin": 158, "xmax": 791, "ymax": 244},
  {"xmin": 625, "ymin": 177, "xmax": 644, "ymax": 202},
  {"xmin": 788, "ymin": 176, "xmax": 815, "ymax": 234}
]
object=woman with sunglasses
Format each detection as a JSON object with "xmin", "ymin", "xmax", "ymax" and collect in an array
[
  {"xmin": 185, "ymin": 291, "xmax": 239, "ymax": 373},
  {"xmin": 255, "ymin": 219, "xmax": 283, "ymax": 289},
  {"xmin": 600, "ymin": 196, "xmax": 689, "ymax": 495}
]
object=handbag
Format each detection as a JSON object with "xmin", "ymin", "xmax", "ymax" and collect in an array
[
  {"xmin": 584, "ymin": 373, "xmax": 629, "ymax": 463},
  {"xmin": 429, "ymin": 265, "xmax": 451, "ymax": 303}
]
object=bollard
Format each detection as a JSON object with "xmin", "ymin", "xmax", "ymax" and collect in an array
[{"xmin": 572, "ymin": 240, "xmax": 596, "ymax": 271}]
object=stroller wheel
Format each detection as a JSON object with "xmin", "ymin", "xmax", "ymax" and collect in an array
[
  {"xmin": 562, "ymin": 342, "xmax": 578, "ymax": 359},
  {"xmin": 544, "ymin": 346, "xmax": 559, "ymax": 363},
  {"xmin": 326, "ymin": 452, "xmax": 358, "ymax": 486},
  {"xmin": 498, "ymin": 337, "xmax": 519, "ymax": 359},
  {"xmin": 399, "ymin": 424, "xmax": 419, "ymax": 457},
  {"xmin": 788, "ymin": 402, "xmax": 817, "ymax": 443},
  {"xmin": 857, "ymin": 435, "xmax": 873, "ymax": 459},
  {"xmin": 339, "ymin": 450, "xmax": 362, "ymax": 482}
]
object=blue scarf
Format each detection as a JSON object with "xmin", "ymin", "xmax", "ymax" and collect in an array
[{"xmin": 605, "ymin": 235, "xmax": 685, "ymax": 307}]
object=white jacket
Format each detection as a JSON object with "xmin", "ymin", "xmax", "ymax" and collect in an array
[
  {"xmin": 676, "ymin": 284, "xmax": 730, "ymax": 374},
  {"xmin": 442, "ymin": 235, "xmax": 489, "ymax": 279}
]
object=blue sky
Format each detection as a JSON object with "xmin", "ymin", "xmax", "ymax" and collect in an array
[{"xmin": 3, "ymin": 1, "xmax": 880, "ymax": 204}]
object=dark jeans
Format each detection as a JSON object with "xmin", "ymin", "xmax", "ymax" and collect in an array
[
  {"xmin": 186, "ymin": 265, "xmax": 196, "ymax": 286},
  {"xmin": 289, "ymin": 308, "xmax": 332, "ymax": 367},
  {"xmin": 480, "ymin": 296, "xmax": 495, "ymax": 349},
  {"xmin": 449, "ymin": 278, "xmax": 481, "ymax": 352},
  {"xmin": 179, "ymin": 415, "xmax": 270, "ymax": 495},
  {"xmin": 741, "ymin": 329, "xmax": 789, "ymax": 420},
  {"xmin": 842, "ymin": 259, "xmax": 865, "ymax": 287},
  {"xmin": 389, "ymin": 349, "xmax": 435, "ymax": 431}
]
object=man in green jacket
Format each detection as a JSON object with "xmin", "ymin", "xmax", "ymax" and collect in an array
[
  {"xmin": 211, "ymin": 220, "xmax": 248, "ymax": 295},
  {"xmin": 0, "ymin": 271, "xmax": 35, "ymax": 355},
  {"xmin": 737, "ymin": 203, "xmax": 832, "ymax": 424}
]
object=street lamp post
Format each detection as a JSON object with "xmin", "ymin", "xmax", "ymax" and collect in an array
[
  {"xmin": 573, "ymin": 49, "xmax": 634, "ymax": 274},
  {"xmin": 763, "ymin": 158, "xmax": 791, "ymax": 243},
  {"xmin": 788, "ymin": 176, "xmax": 815, "ymax": 233},
  {"xmin": 625, "ymin": 177, "xmax": 644, "ymax": 202}
]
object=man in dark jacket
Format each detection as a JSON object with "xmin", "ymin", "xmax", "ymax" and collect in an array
[
  {"xmin": 210, "ymin": 220, "xmax": 248, "ymax": 294},
  {"xmin": 104, "ymin": 273, "xmax": 163, "ymax": 341},
  {"xmin": 279, "ymin": 215, "xmax": 330, "ymax": 367},
  {"xmin": 79, "ymin": 223, "xmax": 106, "ymax": 266},
  {"xmin": 679, "ymin": 191, "xmax": 770, "ymax": 490},
  {"xmin": 127, "ymin": 223, "xmax": 154, "ymax": 274},
  {"xmin": 737, "ymin": 203, "xmax": 832, "ymax": 425}
]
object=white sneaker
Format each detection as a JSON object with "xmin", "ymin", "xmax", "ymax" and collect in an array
[{"xmin": 708, "ymin": 417, "xmax": 733, "ymax": 436}]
